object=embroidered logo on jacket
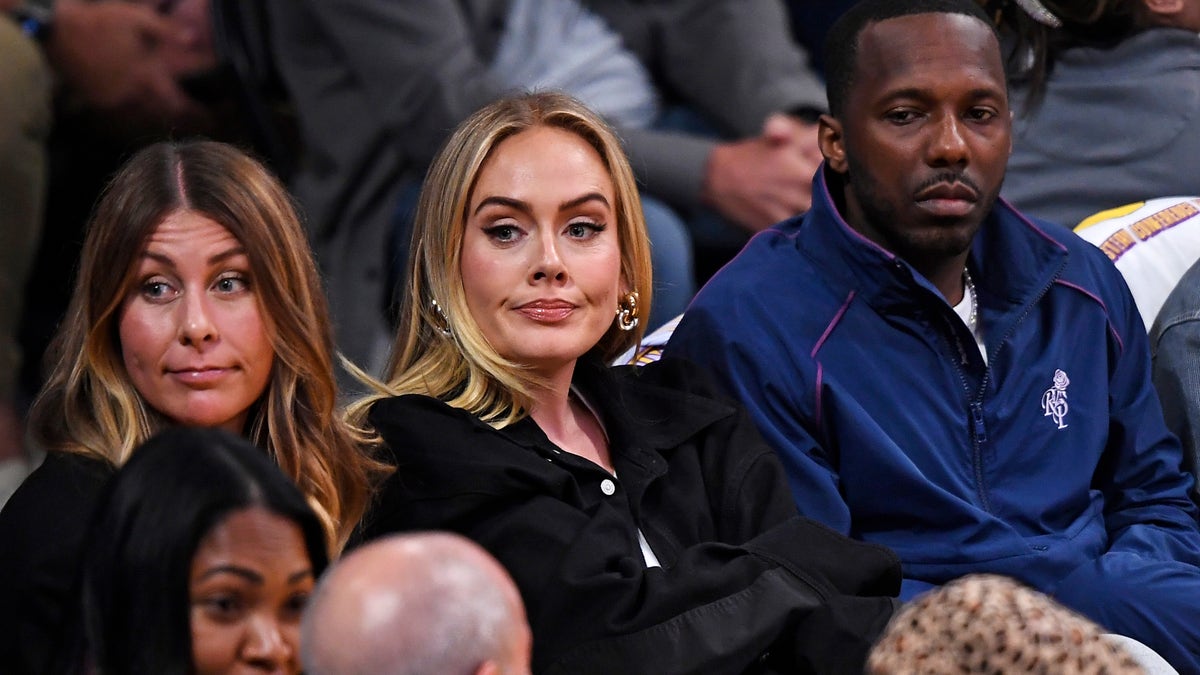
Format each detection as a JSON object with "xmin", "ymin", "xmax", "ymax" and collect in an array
[{"xmin": 1041, "ymin": 369, "xmax": 1070, "ymax": 429}]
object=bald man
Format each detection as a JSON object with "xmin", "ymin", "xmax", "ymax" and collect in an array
[{"xmin": 302, "ymin": 532, "xmax": 532, "ymax": 675}]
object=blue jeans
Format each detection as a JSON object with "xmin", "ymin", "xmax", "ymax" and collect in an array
[{"xmin": 1151, "ymin": 256, "xmax": 1200, "ymax": 506}]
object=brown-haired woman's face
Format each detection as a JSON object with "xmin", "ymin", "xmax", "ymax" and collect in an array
[
  {"xmin": 118, "ymin": 210, "xmax": 274, "ymax": 433},
  {"xmin": 189, "ymin": 506, "xmax": 314, "ymax": 675}
]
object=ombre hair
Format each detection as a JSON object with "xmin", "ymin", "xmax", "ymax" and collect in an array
[
  {"xmin": 351, "ymin": 92, "xmax": 652, "ymax": 428},
  {"xmin": 29, "ymin": 140, "xmax": 385, "ymax": 551}
]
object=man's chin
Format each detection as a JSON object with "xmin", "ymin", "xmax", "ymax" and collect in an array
[{"xmin": 893, "ymin": 227, "xmax": 979, "ymax": 266}]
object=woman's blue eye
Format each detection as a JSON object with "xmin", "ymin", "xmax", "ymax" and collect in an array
[
  {"xmin": 214, "ymin": 275, "xmax": 249, "ymax": 294},
  {"xmin": 141, "ymin": 280, "xmax": 175, "ymax": 301},
  {"xmin": 567, "ymin": 221, "xmax": 604, "ymax": 239},
  {"xmin": 484, "ymin": 224, "xmax": 520, "ymax": 243}
]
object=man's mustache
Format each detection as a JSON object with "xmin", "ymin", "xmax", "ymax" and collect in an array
[{"xmin": 915, "ymin": 172, "xmax": 981, "ymax": 197}]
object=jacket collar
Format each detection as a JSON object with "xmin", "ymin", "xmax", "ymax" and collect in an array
[
  {"xmin": 796, "ymin": 165, "xmax": 1069, "ymax": 319},
  {"xmin": 577, "ymin": 357, "xmax": 737, "ymax": 454},
  {"xmin": 497, "ymin": 356, "xmax": 737, "ymax": 465}
]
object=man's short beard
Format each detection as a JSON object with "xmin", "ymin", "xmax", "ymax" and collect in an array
[{"xmin": 844, "ymin": 158, "xmax": 1001, "ymax": 270}]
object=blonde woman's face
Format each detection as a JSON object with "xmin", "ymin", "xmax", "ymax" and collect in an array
[
  {"xmin": 460, "ymin": 127, "xmax": 623, "ymax": 379},
  {"xmin": 118, "ymin": 210, "xmax": 274, "ymax": 433},
  {"xmin": 189, "ymin": 507, "xmax": 314, "ymax": 675}
]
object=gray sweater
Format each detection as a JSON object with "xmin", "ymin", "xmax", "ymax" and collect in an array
[{"xmin": 1003, "ymin": 28, "xmax": 1200, "ymax": 228}]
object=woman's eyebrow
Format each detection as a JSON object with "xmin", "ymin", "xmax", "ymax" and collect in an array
[
  {"xmin": 559, "ymin": 192, "xmax": 610, "ymax": 211},
  {"xmin": 473, "ymin": 195, "xmax": 531, "ymax": 216},
  {"xmin": 197, "ymin": 564, "xmax": 264, "ymax": 584}
]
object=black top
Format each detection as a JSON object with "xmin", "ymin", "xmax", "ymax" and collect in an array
[
  {"xmin": 363, "ymin": 357, "xmax": 901, "ymax": 674},
  {"xmin": 0, "ymin": 451, "xmax": 113, "ymax": 674}
]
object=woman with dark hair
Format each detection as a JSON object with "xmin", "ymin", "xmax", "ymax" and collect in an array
[
  {"xmin": 0, "ymin": 140, "xmax": 387, "ymax": 673},
  {"xmin": 988, "ymin": 0, "xmax": 1200, "ymax": 226},
  {"xmin": 56, "ymin": 426, "xmax": 328, "ymax": 674},
  {"xmin": 351, "ymin": 91, "xmax": 900, "ymax": 674}
]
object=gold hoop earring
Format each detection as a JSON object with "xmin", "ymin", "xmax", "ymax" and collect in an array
[
  {"xmin": 430, "ymin": 299, "xmax": 453, "ymax": 337},
  {"xmin": 616, "ymin": 291, "xmax": 640, "ymax": 332}
]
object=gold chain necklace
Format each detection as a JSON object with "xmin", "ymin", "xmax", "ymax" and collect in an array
[{"xmin": 963, "ymin": 267, "xmax": 978, "ymax": 333}]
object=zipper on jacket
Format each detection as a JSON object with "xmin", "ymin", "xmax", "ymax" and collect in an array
[
  {"xmin": 966, "ymin": 256, "xmax": 1068, "ymax": 514},
  {"xmin": 970, "ymin": 402, "xmax": 987, "ymax": 444},
  {"xmin": 969, "ymin": 401, "xmax": 992, "ymax": 513},
  {"xmin": 935, "ymin": 306, "xmax": 994, "ymax": 513}
]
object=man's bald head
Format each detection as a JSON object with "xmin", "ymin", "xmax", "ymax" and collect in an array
[{"xmin": 302, "ymin": 532, "xmax": 532, "ymax": 675}]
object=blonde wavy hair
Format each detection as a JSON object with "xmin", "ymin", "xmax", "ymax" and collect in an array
[
  {"xmin": 29, "ymin": 140, "xmax": 387, "ymax": 551},
  {"xmin": 350, "ymin": 92, "xmax": 652, "ymax": 428}
]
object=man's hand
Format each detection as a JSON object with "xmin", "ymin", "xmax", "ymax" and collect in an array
[
  {"xmin": 46, "ymin": 0, "xmax": 205, "ymax": 124},
  {"xmin": 762, "ymin": 112, "xmax": 825, "ymax": 166},
  {"xmin": 701, "ymin": 113, "xmax": 823, "ymax": 233},
  {"xmin": 129, "ymin": 0, "xmax": 217, "ymax": 74}
]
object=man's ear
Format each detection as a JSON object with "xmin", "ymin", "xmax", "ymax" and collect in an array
[{"xmin": 818, "ymin": 113, "xmax": 848, "ymax": 173}]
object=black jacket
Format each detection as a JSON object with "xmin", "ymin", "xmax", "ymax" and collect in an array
[
  {"xmin": 363, "ymin": 358, "xmax": 901, "ymax": 674},
  {"xmin": 0, "ymin": 452, "xmax": 113, "ymax": 674}
]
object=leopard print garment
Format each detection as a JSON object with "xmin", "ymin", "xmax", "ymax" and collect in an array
[{"xmin": 867, "ymin": 574, "xmax": 1144, "ymax": 674}]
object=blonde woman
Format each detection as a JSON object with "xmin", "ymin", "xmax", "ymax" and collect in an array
[
  {"xmin": 0, "ymin": 140, "xmax": 386, "ymax": 674},
  {"xmin": 353, "ymin": 92, "xmax": 900, "ymax": 674}
]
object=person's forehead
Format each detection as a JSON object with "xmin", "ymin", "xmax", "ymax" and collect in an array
[{"xmin": 853, "ymin": 12, "xmax": 1004, "ymax": 97}]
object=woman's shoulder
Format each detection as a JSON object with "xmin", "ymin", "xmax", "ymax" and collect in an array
[
  {"xmin": 587, "ymin": 358, "xmax": 759, "ymax": 461},
  {"xmin": 368, "ymin": 391, "xmax": 457, "ymax": 417},
  {"xmin": 357, "ymin": 395, "xmax": 552, "ymax": 539},
  {"xmin": 604, "ymin": 356, "xmax": 739, "ymax": 416},
  {"xmin": 0, "ymin": 452, "xmax": 112, "ymax": 531},
  {"xmin": 0, "ymin": 452, "xmax": 113, "ymax": 590},
  {"xmin": 364, "ymin": 394, "xmax": 536, "ymax": 471},
  {"xmin": 366, "ymin": 394, "xmax": 487, "ymax": 445},
  {"xmin": 0, "ymin": 452, "xmax": 113, "ymax": 672}
]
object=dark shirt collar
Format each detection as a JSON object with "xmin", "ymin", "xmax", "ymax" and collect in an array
[{"xmin": 499, "ymin": 356, "xmax": 737, "ymax": 465}]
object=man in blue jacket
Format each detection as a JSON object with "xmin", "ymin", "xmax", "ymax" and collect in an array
[{"xmin": 669, "ymin": 0, "xmax": 1200, "ymax": 670}]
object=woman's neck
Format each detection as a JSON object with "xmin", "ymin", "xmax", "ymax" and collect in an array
[{"xmin": 529, "ymin": 368, "xmax": 613, "ymax": 474}]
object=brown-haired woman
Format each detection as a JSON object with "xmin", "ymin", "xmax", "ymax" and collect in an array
[{"xmin": 0, "ymin": 139, "xmax": 386, "ymax": 674}]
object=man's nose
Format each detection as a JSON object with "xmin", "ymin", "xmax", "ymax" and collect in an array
[{"xmin": 927, "ymin": 114, "xmax": 969, "ymax": 167}]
